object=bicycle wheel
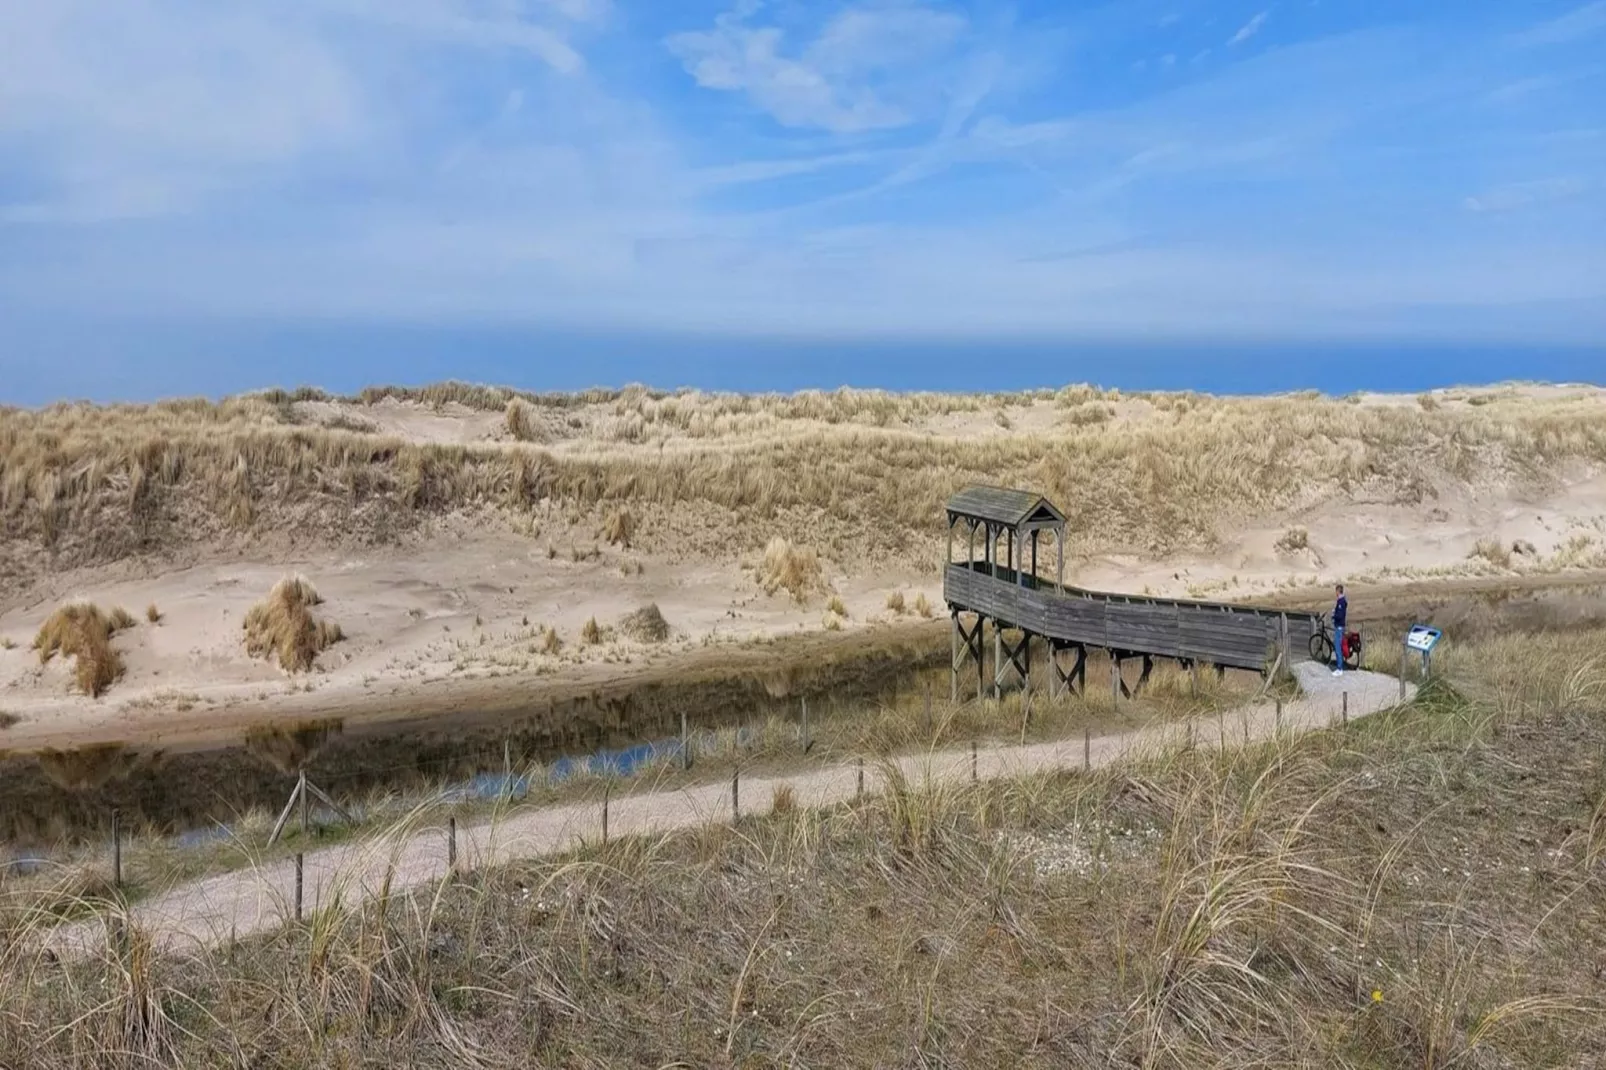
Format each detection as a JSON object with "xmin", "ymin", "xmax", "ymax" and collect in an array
[
  {"xmin": 1344, "ymin": 636, "xmax": 1362, "ymax": 671},
  {"xmin": 1308, "ymin": 631, "xmax": 1333, "ymax": 664}
]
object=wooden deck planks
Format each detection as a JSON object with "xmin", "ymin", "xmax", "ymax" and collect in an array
[{"xmin": 945, "ymin": 563, "xmax": 1312, "ymax": 672}]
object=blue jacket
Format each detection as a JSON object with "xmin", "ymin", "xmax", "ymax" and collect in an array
[{"xmin": 1333, "ymin": 594, "xmax": 1348, "ymax": 629}]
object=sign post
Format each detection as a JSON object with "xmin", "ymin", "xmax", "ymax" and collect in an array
[{"xmin": 1405, "ymin": 624, "xmax": 1443, "ymax": 682}]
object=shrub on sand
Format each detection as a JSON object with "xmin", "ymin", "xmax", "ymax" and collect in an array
[
  {"xmin": 758, "ymin": 537, "xmax": 823, "ymax": 603},
  {"xmin": 602, "ymin": 507, "xmax": 636, "ymax": 547},
  {"xmin": 1471, "ymin": 538, "xmax": 1512, "ymax": 570},
  {"xmin": 505, "ymin": 399, "xmax": 540, "ymax": 442},
  {"xmin": 33, "ymin": 601, "xmax": 129, "ymax": 697},
  {"xmin": 540, "ymin": 626, "xmax": 562, "ymax": 655},
  {"xmin": 914, "ymin": 592, "xmax": 933, "ymax": 618},
  {"xmin": 1275, "ymin": 527, "xmax": 1310, "ymax": 553},
  {"xmin": 619, "ymin": 604, "xmax": 670, "ymax": 643},
  {"xmin": 885, "ymin": 590, "xmax": 906, "ymax": 615},
  {"xmin": 146, "ymin": 603, "xmax": 163, "ymax": 624},
  {"xmin": 243, "ymin": 574, "xmax": 343, "ymax": 673},
  {"xmin": 581, "ymin": 617, "xmax": 603, "ymax": 645},
  {"xmin": 826, "ymin": 595, "xmax": 848, "ymax": 618}
]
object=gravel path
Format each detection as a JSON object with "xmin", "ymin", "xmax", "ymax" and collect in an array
[{"xmin": 48, "ymin": 663, "xmax": 1410, "ymax": 954}]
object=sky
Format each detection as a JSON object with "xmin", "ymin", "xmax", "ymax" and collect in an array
[{"xmin": 1, "ymin": 0, "xmax": 1604, "ymax": 403}]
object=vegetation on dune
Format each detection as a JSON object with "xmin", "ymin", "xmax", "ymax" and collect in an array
[
  {"xmin": 757, "ymin": 536, "xmax": 826, "ymax": 603},
  {"xmin": 4, "ymin": 383, "xmax": 1605, "ymax": 584},
  {"xmin": 242, "ymin": 574, "xmax": 343, "ymax": 673},
  {"xmin": 2, "ymin": 629, "xmax": 1604, "ymax": 1065},
  {"xmin": 618, "ymin": 603, "xmax": 670, "ymax": 643},
  {"xmin": 31, "ymin": 601, "xmax": 134, "ymax": 697}
]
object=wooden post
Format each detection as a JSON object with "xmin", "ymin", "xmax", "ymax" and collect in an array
[
  {"xmin": 994, "ymin": 624, "xmax": 1003, "ymax": 700},
  {"xmin": 731, "ymin": 768, "xmax": 740, "ymax": 819},
  {"xmin": 1020, "ymin": 685, "xmax": 1031, "ymax": 745},
  {"xmin": 681, "ymin": 709, "xmax": 691, "ymax": 770},
  {"xmin": 602, "ymin": 783, "xmax": 610, "ymax": 845},
  {"xmin": 1111, "ymin": 652, "xmax": 1121, "ymax": 706},
  {"xmin": 1083, "ymin": 726, "xmax": 1091, "ymax": 771},
  {"xmin": 111, "ymin": 807, "xmax": 122, "ymax": 890},
  {"xmin": 1342, "ymin": 691, "xmax": 1349, "ymax": 726},
  {"xmin": 1030, "ymin": 530, "xmax": 1038, "ymax": 583},
  {"xmin": 951, "ymin": 614, "xmax": 960, "ymax": 704},
  {"xmin": 448, "ymin": 815, "xmax": 457, "ymax": 871},
  {"xmin": 801, "ymin": 698, "xmax": 810, "ymax": 754},
  {"xmin": 1275, "ymin": 698, "xmax": 1283, "ymax": 733},
  {"xmin": 295, "ymin": 769, "xmax": 308, "ymax": 922},
  {"xmin": 857, "ymin": 758, "xmax": 865, "ymax": 800},
  {"xmin": 1056, "ymin": 528, "xmax": 1065, "ymax": 590},
  {"xmin": 971, "ymin": 740, "xmax": 978, "ymax": 782},
  {"xmin": 1400, "ymin": 639, "xmax": 1408, "ymax": 703}
]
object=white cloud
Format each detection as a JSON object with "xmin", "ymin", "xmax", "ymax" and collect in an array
[
  {"xmin": 1513, "ymin": 1, "xmax": 1606, "ymax": 46},
  {"xmin": 1462, "ymin": 177, "xmax": 1587, "ymax": 213},
  {"xmin": 1229, "ymin": 10, "xmax": 1269, "ymax": 46},
  {"xmin": 666, "ymin": 3, "xmax": 967, "ymax": 132},
  {"xmin": 0, "ymin": 0, "xmax": 596, "ymax": 223}
]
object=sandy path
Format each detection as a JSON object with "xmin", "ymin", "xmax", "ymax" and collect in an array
[{"xmin": 47, "ymin": 663, "xmax": 1409, "ymax": 954}]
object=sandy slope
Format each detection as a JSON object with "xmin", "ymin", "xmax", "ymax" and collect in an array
[
  {"xmin": 4, "ymin": 386, "xmax": 1606, "ymax": 752},
  {"xmin": 43, "ymin": 662, "xmax": 1408, "ymax": 956}
]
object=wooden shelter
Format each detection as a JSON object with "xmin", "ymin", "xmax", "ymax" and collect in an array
[{"xmin": 942, "ymin": 485, "xmax": 1317, "ymax": 703}]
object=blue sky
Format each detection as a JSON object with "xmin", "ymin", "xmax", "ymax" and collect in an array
[{"xmin": 1, "ymin": 0, "xmax": 1603, "ymax": 402}]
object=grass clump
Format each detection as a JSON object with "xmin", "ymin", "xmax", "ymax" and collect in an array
[
  {"xmin": 242, "ymin": 574, "xmax": 343, "ymax": 673},
  {"xmin": 826, "ymin": 594, "xmax": 848, "ymax": 618},
  {"xmin": 1471, "ymin": 537, "xmax": 1513, "ymax": 569},
  {"xmin": 145, "ymin": 603, "xmax": 162, "ymax": 624},
  {"xmin": 0, "ymin": 709, "xmax": 18, "ymax": 729},
  {"xmin": 758, "ymin": 537, "xmax": 824, "ymax": 603},
  {"xmin": 540, "ymin": 626, "xmax": 562, "ymax": 655},
  {"xmin": 913, "ymin": 592, "xmax": 934, "ymax": 618},
  {"xmin": 504, "ymin": 399, "xmax": 541, "ymax": 442},
  {"xmin": 619, "ymin": 603, "xmax": 670, "ymax": 643},
  {"xmin": 602, "ymin": 507, "xmax": 636, "ymax": 547},
  {"xmin": 32, "ymin": 601, "xmax": 131, "ymax": 697},
  {"xmin": 1274, "ymin": 526, "xmax": 1310, "ymax": 553},
  {"xmin": 580, "ymin": 617, "xmax": 603, "ymax": 645},
  {"xmin": 885, "ymin": 590, "xmax": 906, "ymax": 615}
]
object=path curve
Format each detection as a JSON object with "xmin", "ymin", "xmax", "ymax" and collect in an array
[{"xmin": 45, "ymin": 663, "xmax": 1410, "ymax": 954}]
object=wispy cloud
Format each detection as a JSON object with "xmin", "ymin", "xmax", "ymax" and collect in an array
[
  {"xmin": 665, "ymin": 2, "xmax": 967, "ymax": 132},
  {"xmin": 1462, "ymin": 177, "xmax": 1588, "ymax": 213},
  {"xmin": 1513, "ymin": 1, "xmax": 1606, "ymax": 46},
  {"xmin": 1228, "ymin": 10, "xmax": 1269, "ymax": 46}
]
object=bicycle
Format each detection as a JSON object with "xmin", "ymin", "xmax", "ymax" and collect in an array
[{"xmin": 1308, "ymin": 612, "xmax": 1362, "ymax": 670}]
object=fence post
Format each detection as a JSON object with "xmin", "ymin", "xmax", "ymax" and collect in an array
[
  {"xmin": 294, "ymin": 769, "xmax": 308, "ymax": 922},
  {"xmin": 1342, "ymin": 691, "xmax": 1349, "ymax": 726},
  {"xmin": 681, "ymin": 709, "xmax": 691, "ymax": 770},
  {"xmin": 1275, "ymin": 698, "xmax": 1283, "ymax": 733},
  {"xmin": 1400, "ymin": 638, "xmax": 1408, "ymax": 703},
  {"xmin": 448, "ymin": 815, "xmax": 457, "ymax": 871},
  {"xmin": 857, "ymin": 758, "xmax": 864, "ymax": 800},
  {"xmin": 111, "ymin": 807, "xmax": 122, "ymax": 890},
  {"xmin": 801, "ymin": 698, "xmax": 810, "ymax": 755},
  {"xmin": 602, "ymin": 783, "xmax": 610, "ymax": 845},
  {"xmin": 971, "ymin": 740, "xmax": 978, "ymax": 782},
  {"xmin": 732, "ymin": 768, "xmax": 740, "ymax": 819},
  {"xmin": 1084, "ymin": 726, "xmax": 1091, "ymax": 771}
]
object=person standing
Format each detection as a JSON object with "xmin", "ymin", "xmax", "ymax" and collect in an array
[{"xmin": 1332, "ymin": 583, "xmax": 1348, "ymax": 675}]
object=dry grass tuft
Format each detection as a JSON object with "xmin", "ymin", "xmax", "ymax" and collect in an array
[
  {"xmin": 504, "ymin": 399, "xmax": 540, "ymax": 442},
  {"xmin": 243, "ymin": 574, "xmax": 343, "ymax": 673},
  {"xmin": 35, "ymin": 742, "xmax": 144, "ymax": 790},
  {"xmin": 913, "ymin": 592, "xmax": 933, "ymax": 618},
  {"xmin": 0, "ymin": 709, "xmax": 19, "ymax": 729},
  {"xmin": 826, "ymin": 594, "xmax": 848, "ymax": 618},
  {"xmin": 619, "ymin": 603, "xmax": 670, "ymax": 643},
  {"xmin": 770, "ymin": 782, "xmax": 797, "ymax": 814},
  {"xmin": 1471, "ymin": 537, "xmax": 1513, "ymax": 569},
  {"xmin": 1274, "ymin": 526, "xmax": 1310, "ymax": 553},
  {"xmin": 145, "ymin": 602, "xmax": 162, "ymax": 624},
  {"xmin": 758, "ymin": 537, "xmax": 825, "ymax": 603},
  {"xmin": 602, "ymin": 507, "xmax": 636, "ymax": 547},
  {"xmin": 32, "ymin": 601, "xmax": 128, "ymax": 697},
  {"xmin": 885, "ymin": 590, "xmax": 906, "ymax": 615},
  {"xmin": 108, "ymin": 606, "xmax": 137, "ymax": 631},
  {"xmin": 243, "ymin": 717, "xmax": 345, "ymax": 774},
  {"xmin": 540, "ymin": 626, "xmax": 563, "ymax": 655},
  {"xmin": 580, "ymin": 617, "xmax": 603, "ymax": 645},
  {"xmin": 0, "ymin": 636, "xmax": 15, "ymax": 650}
]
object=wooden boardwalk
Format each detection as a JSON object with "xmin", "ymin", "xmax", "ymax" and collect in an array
[{"xmin": 942, "ymin": 486, "xmax": 1319, "ymax": 700}]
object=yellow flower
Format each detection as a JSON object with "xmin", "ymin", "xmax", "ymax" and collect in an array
[{"xmin": 1371, "ymin": 989, "xmax": 1384, "ymax": 1003}]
